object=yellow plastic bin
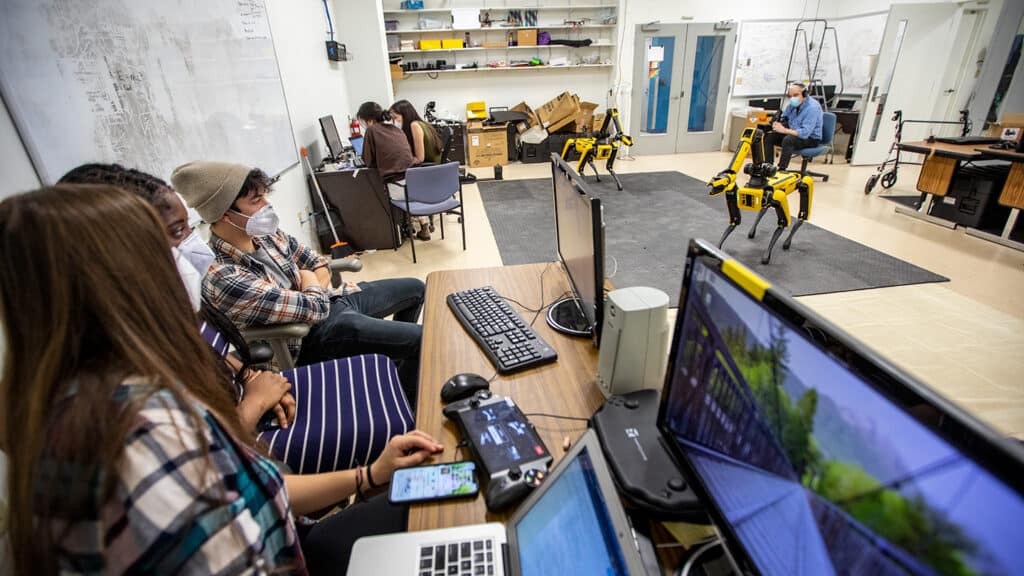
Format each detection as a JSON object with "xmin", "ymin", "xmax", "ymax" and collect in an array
[
  {"xmin": 419, "ymin": 39, "xmax": 442, "ymax": 50},
  {"xmin": 466, "ymin": 101, "xmax": 487, "ymax": 121}
]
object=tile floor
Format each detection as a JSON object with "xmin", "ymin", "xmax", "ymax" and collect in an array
[{"xmin": 354, "ymin": 152, "xmax": 1024, "ymax": 438}]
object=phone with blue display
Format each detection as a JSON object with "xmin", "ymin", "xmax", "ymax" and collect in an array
[{"xmin": 388, "ymin": 460, "xmax": 480, "ymax": 504}]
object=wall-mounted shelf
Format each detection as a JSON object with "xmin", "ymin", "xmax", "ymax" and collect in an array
[
  {"xmin": 401, "ymin": 63, "xmax": 613, "ymax": 75},
  {"xmin": 389, "ymin": 42, "xmax": 614, "ymax": 55},
  {"xmin": 383, "ymin": 5, "xmax": 617, "ymax": 15},
  {"xmin": 387, "ymin": 24, "xmax": 615, "ymax": 33}
]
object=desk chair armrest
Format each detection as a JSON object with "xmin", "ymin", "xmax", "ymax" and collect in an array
[
  {"xmin": 241, "ymin": 323, "xmax": 312, "ymax": 340},
  {"xmin": 329, "ymin": 258, "xmax": 362, "ymax": 273},
  {"xmin": 240, "ymin": 323, "xmax": 311, "ymax": 370}
]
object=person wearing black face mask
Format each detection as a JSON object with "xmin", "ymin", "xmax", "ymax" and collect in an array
[
  {"xmin": 762, "ymin": 83, "xmax": 824, "ymax": 170},
  {"xmin": 172, "ymin": 161, "xmax": 426, "ymax": 404}
]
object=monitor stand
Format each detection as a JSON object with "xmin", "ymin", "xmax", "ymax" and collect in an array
[{"xmin": 546, "ymin": 297, "xmax": 592, "ymax": 337}]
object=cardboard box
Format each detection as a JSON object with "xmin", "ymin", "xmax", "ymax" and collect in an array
[
  {"xmin": 466, "ymin": 121, "xmax": 509, "ymax": 167},
  {"xmin": 510, "ymin": 101, "xmax": 540, "ymax": 134},
  {"xmin": 592, "ymin": 112, "xmax": 607, "ymax": 133},
  {"xmin": 538, "ymin": 92, "xmax": 580, "ymax": 132},
  {"xmin": 441, "ymin": 39, "xmax": 464, "ymax": 49},
  {"xmin": 517, "ymin": 29, "xmax": 538, "ymax": 47},
  {"xmin": 390, "ymin": 64, "xmax": 405, "ymax": 82},
  {"xmin": 575, "ymin": 101, "xmax": 599, "ymax": 133},
  {"xmin": 419, "ymin": 39, "xmax": 442, "ymax": 50},
  {"xmin": 481, "ymin": 41, "xmax": 508, "ymax": 48}
]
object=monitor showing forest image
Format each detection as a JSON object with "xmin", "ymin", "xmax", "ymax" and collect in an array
[{"xmin": 661, "ymin": 256, "xmax": 1024, "ymax": 576}]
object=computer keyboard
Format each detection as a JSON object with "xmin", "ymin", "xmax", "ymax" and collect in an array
[
  {"xmin": 447, "ymin": 286, "xmax": 557, "ymax": 374},
  {"xmin": 419, "ymin": 538, "xmax": 496, "ymax": 576}
]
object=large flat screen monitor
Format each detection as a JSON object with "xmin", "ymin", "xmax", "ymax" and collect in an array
[
  {"xmin": 548, "ymin": 154, "xmax": 605, "ymax": 345},
  {"xmin": 319, "ymin": 114, "xmax": 345, "ymax": 161},
  {"xmin": 658, "ymin": 239, "xmax": 1024, "ymax": 575}
]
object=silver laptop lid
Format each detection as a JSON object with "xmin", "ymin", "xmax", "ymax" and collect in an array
[{"xmin": 505, "ymin": 429, "xmax": 645, "ymax": 575}]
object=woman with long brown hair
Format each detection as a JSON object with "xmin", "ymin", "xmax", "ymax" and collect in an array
[{"xmin": 0, "ymin": 185, "xmax": 442, "ymax": 574}]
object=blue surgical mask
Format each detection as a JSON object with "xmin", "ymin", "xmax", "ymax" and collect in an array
[{"xmin": 790, "ymin": 96, "xmax": 801, "ymax": 108}]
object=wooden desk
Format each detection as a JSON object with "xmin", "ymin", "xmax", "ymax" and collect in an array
[
  {"xmin": 409, "ymin": 262, "xmax": 605, "ymax": 531},
  {"xmin": 966, "ymin": 147, "xmax": 1024, "ymax": 251},
  {"xmin": 894, "ymin": 140, "xmax": 986, "ymax": 229}
]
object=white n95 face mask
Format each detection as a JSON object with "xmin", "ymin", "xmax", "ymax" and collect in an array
[
  {"xmin": 172, "ymin": 247, "xmax": 203, "ymax": 312},
  {"xmin": 179, "ymin": 229, "xmax": 216, "ymax": 276},
  {"xmin": 233, "ymin": 204, "xmax": 279, "ymax": 237}
]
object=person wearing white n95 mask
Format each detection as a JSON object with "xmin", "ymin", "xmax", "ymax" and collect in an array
[
  {"xmin": 173, "ymin": 246, "xmax": 204, "ymax": 311},
  {"xmin": 178, "ymin": 228, "xmax": 217, "ymax": 276}
]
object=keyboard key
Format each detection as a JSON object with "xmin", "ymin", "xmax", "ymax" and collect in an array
[
  {"xmin": 421, "ymin": 558, "xmax": 432, "ymax": 569},
  {"xmin": 474, "ymin": 553, "xmax": 484, "ymax": 562},
  {"xmin": 488, "ymin": 566, "xmax": 494, "ymax": 575},
  {"xmin": 475, "ymin": 567, "xmax": 485, "ymax": 575},
  {"xmin": 447, "ymin": 566, "xmax": 458, "ymax": 576},
  {"xmin": 487, "ymin": 552, "xmax": 493, "ymax": 562},
  {"xmin": 422, "ymin": 547, "xmax": 433, "ymax": 557},
  {"xmin": 449, "ymin": 543, "xmax": 458, "ymax": 561},
  {"xmin": 435, "ymin": 545, "xmax": 446, "ymax": 567},
  {"xmin": 486, "ymin": 541, "xmax": 493, "ymax": 550},
  {"xmin": 461, "ymin": 560, "xmax": 471, "ymax": 571},
  {"xmin": 421, "ymin": 572, "xmax": 431, "ymax": 576}
]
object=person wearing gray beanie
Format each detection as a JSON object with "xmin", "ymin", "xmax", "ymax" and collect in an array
[{"xmin": 172, "ymin": 160, "xmax": 425, "ymax": 400}]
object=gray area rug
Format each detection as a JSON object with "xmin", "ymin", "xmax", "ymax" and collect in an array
[{"xmin": 479, "ymin": 171, "xmax": 948, "ymax": 306}]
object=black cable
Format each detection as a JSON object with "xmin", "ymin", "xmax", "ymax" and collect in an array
[
  {"xmin": 523, "ymin": 412, "xmax": 590, "ymax": 423},
  {"xmin": 499, "ymin": 295, "xmax": 542, "ymax": 313}
]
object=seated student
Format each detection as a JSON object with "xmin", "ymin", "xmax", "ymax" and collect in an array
[
  {"xmin": 0, "ymin": 184, "xmax": 443, "ymax": 574},
  {"xmin": 390, "ymin": 99, "xmax": 443, "ymax": 165},
  {"xmin": 58, "ymin": 163, "xmax": 416, "ymax": 474},
  {"xmin": 170, "ymin": 161, "xmax": 425, "ymax": 403},
  {"xmin": 358, "ymin": 101, "xmax": 432, "ymax": 241},
  {"xmin": 763, "ymin": 82, "xmax": 824, "ymax": 171}
]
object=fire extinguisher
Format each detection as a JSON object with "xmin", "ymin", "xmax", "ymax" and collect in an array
[{"xmin": 349, "ymin": 116, "xmax": 362, "ymax": 139}]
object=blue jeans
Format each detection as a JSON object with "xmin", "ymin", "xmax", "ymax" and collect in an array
[{"xmin": 297, "ymin": 278, "xmax": 425, "ymax": 405}]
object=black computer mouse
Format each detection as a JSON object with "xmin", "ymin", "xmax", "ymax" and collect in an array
[{"xmin": 440, "ymin": 373, "xmax": 490, "ymax": 403}]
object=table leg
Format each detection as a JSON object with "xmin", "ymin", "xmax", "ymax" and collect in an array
[
  {"xmin": 894, "ymin": 193, "xmax": 958, "ymax": 229},
  {"xmin": 965, "ymin": 208, "xmax": 1024, "ymax": 252}
]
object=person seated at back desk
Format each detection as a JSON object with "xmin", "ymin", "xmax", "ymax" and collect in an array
[
  {"xmin": 358, "ymin": 101, "xmax": 432, "ymax": 241},
  {"xmin": 763, "ymin": 82, "xmax": 823, "ymax": 171}
]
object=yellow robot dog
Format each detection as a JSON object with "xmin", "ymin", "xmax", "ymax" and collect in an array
[
  {"xmin": 708, "ymin": 127, "xmax": 814, "ymax": 264},
  {"xmin": 561, "ymin": 108, "xmax": 633, "ymax": 191}
]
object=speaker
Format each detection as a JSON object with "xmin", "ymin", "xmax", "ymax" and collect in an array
[{"xmin": 596, "ymin": 287, "xmax": 670, "ymax": 398}]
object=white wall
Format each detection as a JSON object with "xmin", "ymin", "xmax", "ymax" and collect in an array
[
  {"xmin": 262, "ymin": 0, "xmax": 351, "ymax": 246},
  {"xmin": 335, "ymin": 0, "xmax": 393, "ymax": 111},
  {"xmin": 0, "ymin": 98, "xmax": 42, "ymax": 199}
]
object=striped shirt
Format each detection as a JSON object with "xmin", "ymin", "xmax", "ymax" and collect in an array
[
  {"xmin": 42, "ymin": 383, "xmax": 305, "ymax": 574},
  {"xmin": 202, "ymin": 230, "xmax": 332, "ymax": 357}
]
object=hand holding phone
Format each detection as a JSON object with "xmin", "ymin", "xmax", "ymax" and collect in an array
[{"xmin": 388, "ymin": 461, "xmax": 479, "ymax": 504}]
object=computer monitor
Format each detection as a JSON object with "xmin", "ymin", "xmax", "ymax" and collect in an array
[
  {"xmin": 548, "ymin": 154, "xmax": 605, "ymax": 345},
  {"xmin": 319, "ymin": 114, "xmax": 345, "ymax": 160},
  {"xmin": 658, "ymin": 239, "xmax": 1024, "ymax": 575}
]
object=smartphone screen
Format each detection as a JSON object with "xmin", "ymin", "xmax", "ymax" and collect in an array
[{"xmin": 389, "ymin": 461, "xmax": 479, "ymax": 504}]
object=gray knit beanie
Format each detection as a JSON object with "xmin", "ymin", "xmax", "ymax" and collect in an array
[{"xmin": 171, "ymin": 161, "xmax": 251, "ymax": 223}]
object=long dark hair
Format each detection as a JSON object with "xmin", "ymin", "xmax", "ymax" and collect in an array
[
  {"xmin": 389, "ymin": 99, "xmax": 442, "ymax": 157},
  {"xmin": 0, "ymin": 185, "xmax": 248, "ymax": 573}
]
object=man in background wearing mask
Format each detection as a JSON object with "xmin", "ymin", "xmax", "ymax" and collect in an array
[
  {"xmin": 172, "ymin": 161, "xmax": 425, "ymax": 399},
  {"xmin": 763, "ymin": 83, "xmax": 823, "ymax": 171}
]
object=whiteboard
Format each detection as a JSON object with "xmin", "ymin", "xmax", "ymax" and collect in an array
[
  {"xmin": 732, "ymin": 13, "xmax": 887, "ymax": 97},
  {"xmin": 0, "ymin": 0, "xmax": 297, "ymax": 185}
]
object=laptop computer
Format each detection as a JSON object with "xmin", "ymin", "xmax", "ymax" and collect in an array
[
  {"xmin": 350, "ymin": 136, "xmax": 364, "ymax": 157},
  {"xmin": 346, "ymin": 429, "xmax": 645, "ymax": 576},
  {"xmin": 933, "ymin": 135, "xmax": 1000, "ymax": 145}
]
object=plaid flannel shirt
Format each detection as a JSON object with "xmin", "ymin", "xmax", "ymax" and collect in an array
[
  {"xmin": 45, "ymin": 383, "xmax": 306, "ymax": 574},
  {"xmin": 203, "ymin": 230, "xmax": 332, "ymax": 357}
]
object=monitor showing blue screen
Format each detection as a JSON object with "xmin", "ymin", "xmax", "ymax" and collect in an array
[
  {"xmin": 350, "ymin": 136, "xmax": 364, "ymax": 156},
  {"xmin": 662, "ymin": 256, "xmax": 1024, "ymax": 575},
  {"xmin": 514, "ymin": 447, "xmax": 629, "ymax": 576}
]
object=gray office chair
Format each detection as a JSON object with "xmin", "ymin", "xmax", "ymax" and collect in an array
[
  {"xmin": 797, "ymin": 112, "xmax": 836, "ymax": 182},
  {"xmin": 240, "ymin": 257, "xmax": 362, "ymax": 370},
  {"xmin": 390, "ymin": 161, "xmax": 465, "ymax": 263}
]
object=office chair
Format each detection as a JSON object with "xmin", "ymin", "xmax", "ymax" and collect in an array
[
  {"xmin": 239, "ymin": 257, "xmax": 362, "ymax": 370},
  {"xmin": 797, "ymin": 112, "xmax": 836, "ymax": 182},
  {"xmin": 390, "ymin": 161, "xmax": 465, "ymax": 263}
]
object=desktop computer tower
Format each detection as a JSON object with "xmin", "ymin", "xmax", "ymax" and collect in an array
[{"xmin": 597, "ymin": 287, "xmax": 670, "ymax": 398}]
